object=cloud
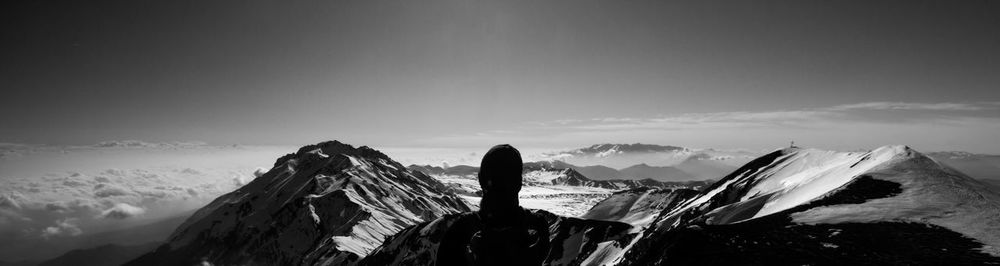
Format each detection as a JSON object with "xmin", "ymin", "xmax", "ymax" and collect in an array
[
  {"xmin": 179, "ymin": 168, "xmax": 203, "ymax": 175},
  {"xmin": 93, "ymin": 183, "xmax": 133, "ymax": 198},
  {"xmin": 41, "ymin": 219, "xmax": 83, "ymax": 238},
  {"xmin": 0, "ymin": 192, "xmax": 25, "ymax": 210},
  {"xmin": 524, "ymin": 101, "xmax": 1000, "ymax": 132},
  {"xmin": 420, "ymin": 101, "xmax": 1000, "ymax": 153},
  {"xmin": 826, "ymin": 102, "xmax": 996, "ymax": 111},
  {"xmin": 45, "ymin": 202, "xmax": 69, "ymax": 212},
  {"xmin": 100, "ymin": 203, "xmax": 146, "ymax": 219},
  {"xmin": 93, "ymin": 140, "xmax": 208, "ymax": 148}
]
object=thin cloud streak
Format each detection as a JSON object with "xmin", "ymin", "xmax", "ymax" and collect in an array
[
  {"xmin": 418, "ymin": 102, "xmax": 1000, "ymax": 154},
  {"xmin": 826, "ymin": 102, "xmax": 996, "ymax": 111}
]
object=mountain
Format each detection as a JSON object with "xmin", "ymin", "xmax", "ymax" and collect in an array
[
  {"xmin": 405, "ymin": 164, "xmax": 479, "ymax": 176},
  {"xmin": 39, "ymin": 242, "xmax": 161, "ymax": 266},
  {"xmin": 542, "ymin": 143, "xmax": 757, "ymax": 179},
  {"xmin": 543, "ymin": 143, "xmax": 760, "ymax": 167},
  {"xmin": 409, "ymin": 161, "xmax": 711, "ymax": 218},
  {"xmin": 358, "ymin": 209, "xmax": 634, "ymax": 266},
  {"xmin": 582, "ymin": 187, "xmax": 699, "ymax": 227},
  {"xmin": 544, "ymin": 143, "xmax": 695, "ymax": 169},
  {"xmin": 604, "ymin": 145, "xmax": 1000, "ymax": 265},
  {"xmin": 573, "ymin": 143, "xmax": 688, "ymax": 156},
  {"xmin": 927, "ymin": 151, "xmax": 1000, "ymax": 180},
  {"xmin": 521, "ymin": 161, "xmax": 617, "ymax": 189},
  {"xmin": 564, "ymin": 164, "xmax": 621, "ymax": 180},
  {"xmin": 982, "ymin": 179, "xmax": 1000, "ymax": 193},
  {"xmin": 27, "ymin": 211, "xmax": 191, "ymax": 266},
  {"xmin": 546, "ymin": 168, "xmax": 619, "ymax": 189},
  {"xmin": 618, "ymin": 164, "xmax": 696, "ymax": 182},
  {"xmin": 410, "ymin": 161, "xmax": 710, "ymax": 191},
  {"xmin": 126, "ymin": 141, "xmax": 473, "ymax": 266},
  {"xmin": 671, "ymin": 154, "xmax": 739, "ymax": 180},
  {"xmin": 404, "ymin": 164, "xmax": 446, "ymax": 175}
]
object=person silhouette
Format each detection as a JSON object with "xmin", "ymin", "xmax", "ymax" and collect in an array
[{"xmin": 436, "ymin": 144, "xmax": 550, "ymax": 266}]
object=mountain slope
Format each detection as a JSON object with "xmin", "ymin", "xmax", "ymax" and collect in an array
[
  {"xmin": 582, "ymin": 187, "xmax": 699, "ymax": 227},
  {"xmin": 126, "ymin": 141, "xmax": 473, "ymax": 266},
  {"xmin": 358, "ymin": 209, "xmax": 634, "ymax": 266},
  {"xmin": 611, "ymin": 145, "xmax": 1000, "ymax": 265},
  {"xmin": 672, "ymin": 154, "xmax": 736, "ymax": 180},
  {"xmin": 39, "ymin": 242, "xmax": 161, "ymax": 266},
  {"xmin": 618, "ymin": 164, "xmax": 695, "ymax": 182}
]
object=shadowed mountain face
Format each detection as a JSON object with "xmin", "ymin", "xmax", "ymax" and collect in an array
[
  {"xmin": 126, "ymin": 141, "xmax": 473, "ymax": 266},
  {"xmin": 358, "ymin": 209, "xmax": 634, "ymax": 266},
  {"xmin": 39, "ymin": 242, "xmax": 161, "ymax": 266}
]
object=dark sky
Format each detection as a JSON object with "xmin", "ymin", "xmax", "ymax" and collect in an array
[{"xmin": 3, "ymin": 0, "xmax": 999, "ymax": 152}]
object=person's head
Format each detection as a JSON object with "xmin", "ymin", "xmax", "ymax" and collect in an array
[{"xmin": 478, "ymin": 144, "xmax": 523, "ymax": 212}]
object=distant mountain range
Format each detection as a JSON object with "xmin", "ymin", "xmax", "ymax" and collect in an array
[
  {"xmin": 408, "ymin": 160, "xmax": 713, "ymax": 188},
  {"xmin": 541, "ymin": 143, "xmax": 1000, "ymax": 183},
  {"xmin": 410, "ymin": 157, "xmax": 733, "ymax": 182},
  {"xmin": 542, "ymin": 143, "xmax": 759, "ymax": 170},
  {"xmin": 927, "ymin": 151, "xmax": 1000, "ymax": 180}
]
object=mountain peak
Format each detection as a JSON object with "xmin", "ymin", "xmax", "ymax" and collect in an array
[
  {"xmin": 273, "ymin": 140, "xmax": 395, "ymax": 168},
  {"xmin": 129, "ymin": 141, "xmax": 472, "ymax": 266},
  {"xmin": 577, "ymin": 143, "xmax": 687, "ymax": 154}
]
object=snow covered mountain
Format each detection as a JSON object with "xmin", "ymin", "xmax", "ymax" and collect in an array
[
  {"xmin": 594, "ymin": 145, "xmax": 1000, "ymax": 265},
  {"xmin": 126, "ymin": 141, "xmax": 473, "ymax": 266},
  {"xmin": 582, "ymin": 187, "xmax": 699, "ymax": 227},
  {"xmin": 541, "ymin": 143, "xmax": 758, "ymax": 180},
  {"xmin": 543, "ymin": 144, "xmax": 694, "ymax": 169},
  {"xmin": 408, "ymin": 161, "xmax": 710, "ymax": 217},
  {"xmin": 410, "ymin": 161, "xmax": 712, "ymax": 191}
]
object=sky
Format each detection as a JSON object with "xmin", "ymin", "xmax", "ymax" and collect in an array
[{"xmin": 3, "ymin": 0, "xmax": 999, "ymax": 154}]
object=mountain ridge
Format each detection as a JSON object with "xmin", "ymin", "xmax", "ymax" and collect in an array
[
  {"xmin": 610, "ymin": 145, "xmax": 1000, "ymax": 265},
  {"xmin": 127, "ymin": 141, "xmax": 473, "ymax": 266}
]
